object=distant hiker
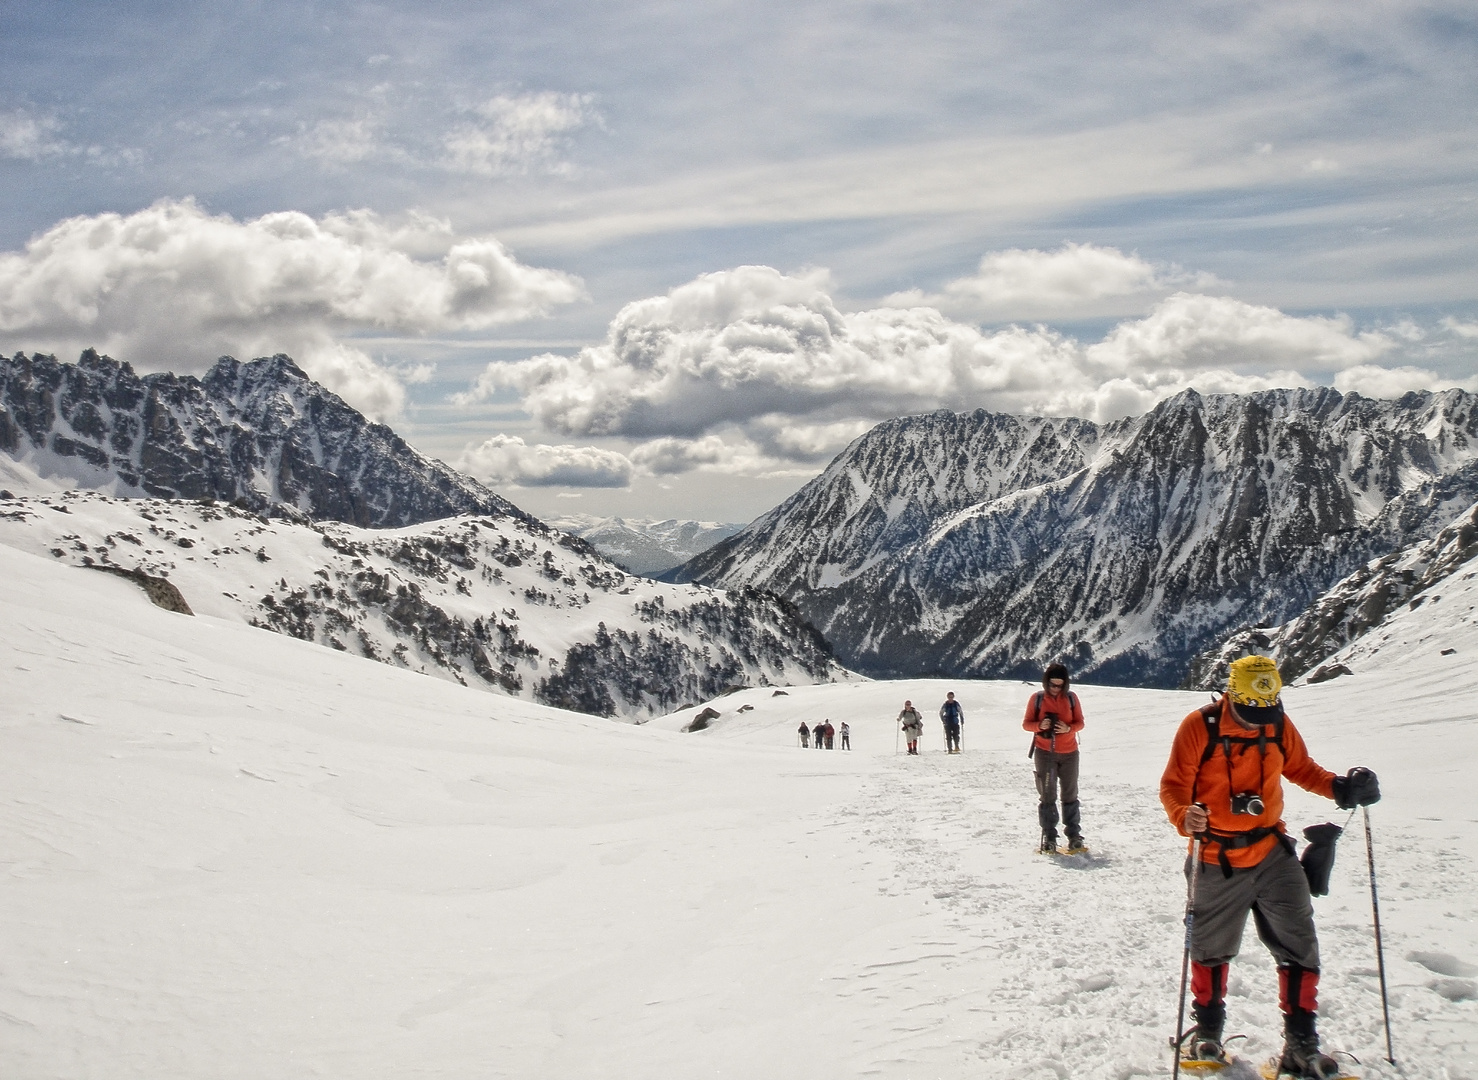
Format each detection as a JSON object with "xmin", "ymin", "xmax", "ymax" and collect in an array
[
  {"xmin": 814, "ymin": 722, "xmax": 824, "ymax": 749},
  {"xmin": 823, "ymin": 721, "xmax": 836, "ymax": 750},
  {"xmin": 1025, "ymin": 663, "xmax": 1086, "ymax": 854},
  {"xmin": 798, "ymin": 722, "xmax": 810, "ymax": 749},
  {"xmin": 898, "ymin": 701, "xmax": 923, "ymax": 754},
  {"xmin": 1160, "ymin": 655, "xmax": 1381, "ymax": 1078},
  {"xmin": 839, "ymin": 721, "xmax": 851, "ymax": 750},
  {"xmin": 939, "ymin": 692, "xmax": 963, "ymax": 753}
]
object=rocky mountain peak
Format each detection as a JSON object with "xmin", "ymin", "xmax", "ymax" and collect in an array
[
  {"xmin": 674, "ymin": 388, "xmax": 1478, "ymax": 687},
  {"xmin": 0, "ymin": 350, "xmax": 526, "ymax": 528}
]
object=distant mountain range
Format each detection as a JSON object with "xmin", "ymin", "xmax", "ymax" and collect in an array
[
  {"xmin": 11, "ymin": 350, "xmax": 1477, "ymax": 699},
  {"xmin": 0, "ymin": 350, "xmax": 525, "ymax": 527},
  {"xmin": 547, "ymin": 514, "xmax": 747, "ymax": 576},
  {"xmin": 669, "ymin": 389, "xmax": 1478, "ymax": 687},
  {"xmin": 0, "ymin": 351, "xmax": 852, "ymax": 718}
]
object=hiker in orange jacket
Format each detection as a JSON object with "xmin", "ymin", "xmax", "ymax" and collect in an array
[
  {"xmin": 1160, "ymin": 655, "xmax": 1381, "ymax": 1079},
  {"xmin": 1024, "ymin": 662, "xmax": 1086, "ymax": 853}
]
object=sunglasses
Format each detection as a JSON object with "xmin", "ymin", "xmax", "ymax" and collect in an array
[{"xmin": 1048, "ymin": 680, "xmax": 1065, "ymax": 688}]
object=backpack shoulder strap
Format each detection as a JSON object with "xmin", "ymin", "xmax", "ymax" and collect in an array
[{"xmin": 1197, "ymin": 699, "xmax": 1222, "ymax": 766}]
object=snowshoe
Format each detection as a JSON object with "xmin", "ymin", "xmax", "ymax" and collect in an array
[{"xmin": 1258, "ymin": 1060, "xmax": 1357, "ymax": 1080}]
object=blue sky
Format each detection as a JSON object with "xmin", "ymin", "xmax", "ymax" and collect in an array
[{"xmin": 2, "ymin": 1, "xmax": 1477, "ymax": 522}]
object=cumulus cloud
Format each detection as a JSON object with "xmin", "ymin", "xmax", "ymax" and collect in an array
[
  {"xmin": 1333, "ymin": 364, "xmax": 1462, "ymax": 398},
  {"xmin": 1085, "ymin": 293, "xmax": 1393, "ymax": 374},
  {"xmin": 456, "ymin": 434, "xmax": 632, "ymax": 488},
  {"xmin": 0, "ymin": 198, "xmax": 585, "ymax": 419},
  {"xmin": 463, "ymin": 262, "xmax": 1469, "ymax": 480},
  {"xmin": 442, "ymin": 92, "xmax": 594, "ymax": 176},
  {"xmin": 886, "ymin": 243, "xmax": 1217, "ymax": 320}
]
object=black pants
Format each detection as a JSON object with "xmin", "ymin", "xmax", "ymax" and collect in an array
[
  {"xmin": 943, "ymin": 721, "xmax": 960, "ymax": 751},
  {"xmin": 1034, "ymin": 750, "xmax": 1081, "ymax": 841}
]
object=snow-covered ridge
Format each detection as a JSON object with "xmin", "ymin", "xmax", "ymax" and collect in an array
[
  {"xmin": 0, "ymin": 488, "xmax": 852, "ymax": 718},
  {"xmin": 674, "ymin": 387, "xmax": 1478, "ymax": 686},
  {"xmin": 0, "ymin": 350, "xmax": 525, "ymax": 527},
  {"xmin": 545, "ymin": 514, "xmax": 746, "ymax": 576}
]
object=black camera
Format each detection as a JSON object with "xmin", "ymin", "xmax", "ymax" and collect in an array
[{"xmin": 1231, "ymin": 791, "xmax": 1265, "ymax": 816}]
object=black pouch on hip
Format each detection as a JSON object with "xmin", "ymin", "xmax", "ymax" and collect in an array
[{"xmin": 1300, "ymin": 822, "xmax": 1343, "ymax": 897}]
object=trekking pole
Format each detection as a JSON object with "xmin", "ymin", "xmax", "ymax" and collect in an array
[
  {"xmin": 1364, "ymin": 806, "xmax": 1396, "ymax": 1066},
  {"xmin": 1171, "ymin": 824, "xmax": 1205, "ymax": 1080},
  {"xmin": 895, "ymin": 721, "xmax": 900, "ymax": 755}
]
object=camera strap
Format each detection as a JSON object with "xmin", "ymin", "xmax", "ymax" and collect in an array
[{"xmin": 1188, "ymin": 699, "xmax": 1286, "ymax": 815}]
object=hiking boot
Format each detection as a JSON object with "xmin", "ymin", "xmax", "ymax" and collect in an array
[
  {"xmin": 1279, "ymin": 1017, "xmax": 1340, "ymax": 1079},
  {"xmin": 1041, "ymin": 837, "xmax": 1058, "ymax": 854},
  {"xmin": 1067, "ymin": 836, "xmax": 1087, "ymax": 853},
  {"xmin": 1185, "ymin": 1002, "xmax": 1225, "ymax": 1064}
]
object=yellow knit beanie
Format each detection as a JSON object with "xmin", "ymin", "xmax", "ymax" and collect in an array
[{"xmin": 1227, "ymin": 655, "xmax": 1282, "ymax": 708}]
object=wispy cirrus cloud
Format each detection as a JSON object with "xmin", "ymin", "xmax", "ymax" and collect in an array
[
  {"xmin": 442, "ymin": 92, "xmax": 595, "ymax": 177},
  {"xmin": 0, "ymin": 109, "xmax": 66, "ymax": 161}
]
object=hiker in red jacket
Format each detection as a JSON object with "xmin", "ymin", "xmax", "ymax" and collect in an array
[{"xmin": 1023, "ymin": 663, "xmax": 1085, "ymax": 854}]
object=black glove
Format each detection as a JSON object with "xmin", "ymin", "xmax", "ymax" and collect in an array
[
  {"xmin": 1300, "ymin": 822, "xmax": 1343, "ymax": 897},
  {"xmin": 1332, "ymin": 767, "xmax": 1381, "ymax": 809}
]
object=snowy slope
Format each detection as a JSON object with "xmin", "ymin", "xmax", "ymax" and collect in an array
[
  {"xmin": 0, "ymin": 488, "xmax": 850, "ymax": 719},
  {"xmin": 4, "ymin": 545, "xmax": 1476, "ymax": 1079}
]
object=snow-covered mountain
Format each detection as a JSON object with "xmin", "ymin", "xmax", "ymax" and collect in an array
[
  {"xmin": 0, "ymin": 487, "xmax": 850, "ymax": 719},
  {"xmin": 547, "ymin": 514, "xmax": 747, "ymax": 576},
  {"xmin": 0, "ymin": 350, "xmax": 526, "ymax": 526},
  {"xmin": 1188, "ymin": 497, "xmax": 1478, "ymax": 689},
  {"xmin": 671, "ymin": 388, "xmax": 1478, "ymax": 686}
]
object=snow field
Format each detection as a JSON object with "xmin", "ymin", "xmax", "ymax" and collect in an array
[{"xmin": 3, "ymin": 543, "xmax": 1478, "ymax": 1078}]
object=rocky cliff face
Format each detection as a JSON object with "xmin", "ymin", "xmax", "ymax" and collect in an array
[
  {"xmin": 674, "ymin": 388, "xmax": 1478, "ymax": 686},
  {"xmin": 1187, "ymin": 498, "xmax": 1478, "ymax": 689},
  {"xmin": 0, "ymin": 350, "xmax": 527, "ymax": 527}
]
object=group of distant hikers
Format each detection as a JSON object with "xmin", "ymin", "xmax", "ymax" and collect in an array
[
  {"xmin": 797, "ymin": 719, "xmax": 849, "ymax": 750},
  {"xmin": 791, "ymin": 656, "xmax": 1383, "ymax": 1080}
]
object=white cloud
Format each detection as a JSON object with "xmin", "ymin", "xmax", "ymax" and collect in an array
[
  {"xmin": 442, "ymin": 92, "xmax": 594, "ymax": 177},
  {"xmin": 464, "ymin": 263, "xmax": 1462, "ymax": 476},
  {"xmin": 628, "ymin": 436, "xmax": 732, "ymax": 476},
  {"xmin": 1332, "ymin": 364, "xmax": 1464, "ymax": 398},
  {"xmin": 0, "ymin": 199, "xmax": 585, "ymax": 419},
  {"xmin": 456, "ymin": 434, "xmax": 632, "ymax": 488},
  {"xmin": 280, "ymin": 117, "xmax": 384, "ymax": 165},
  {"xmin": 1442, "ymin": 317, "xmax": 1478, "ymax": 340},
  {"xmin": 1085, "ymin": 293, "xmax": 1392, "ymax": 374},
  {"xmin": 0, "ymin": 110, "xmax": 65, "ymax": 161},
  {"xmin": 888, "ymin": 243, "xmax": 1217, "ymax": 320}
]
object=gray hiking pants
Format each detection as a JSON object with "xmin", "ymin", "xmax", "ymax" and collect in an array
[
  {"xmin": 1187, "ymin": 840, "xmax": 1319, "ymax": 970},
  {"xmin": 1034, "ymin": 750, "xmax": 1080, "ymax": 840}
]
